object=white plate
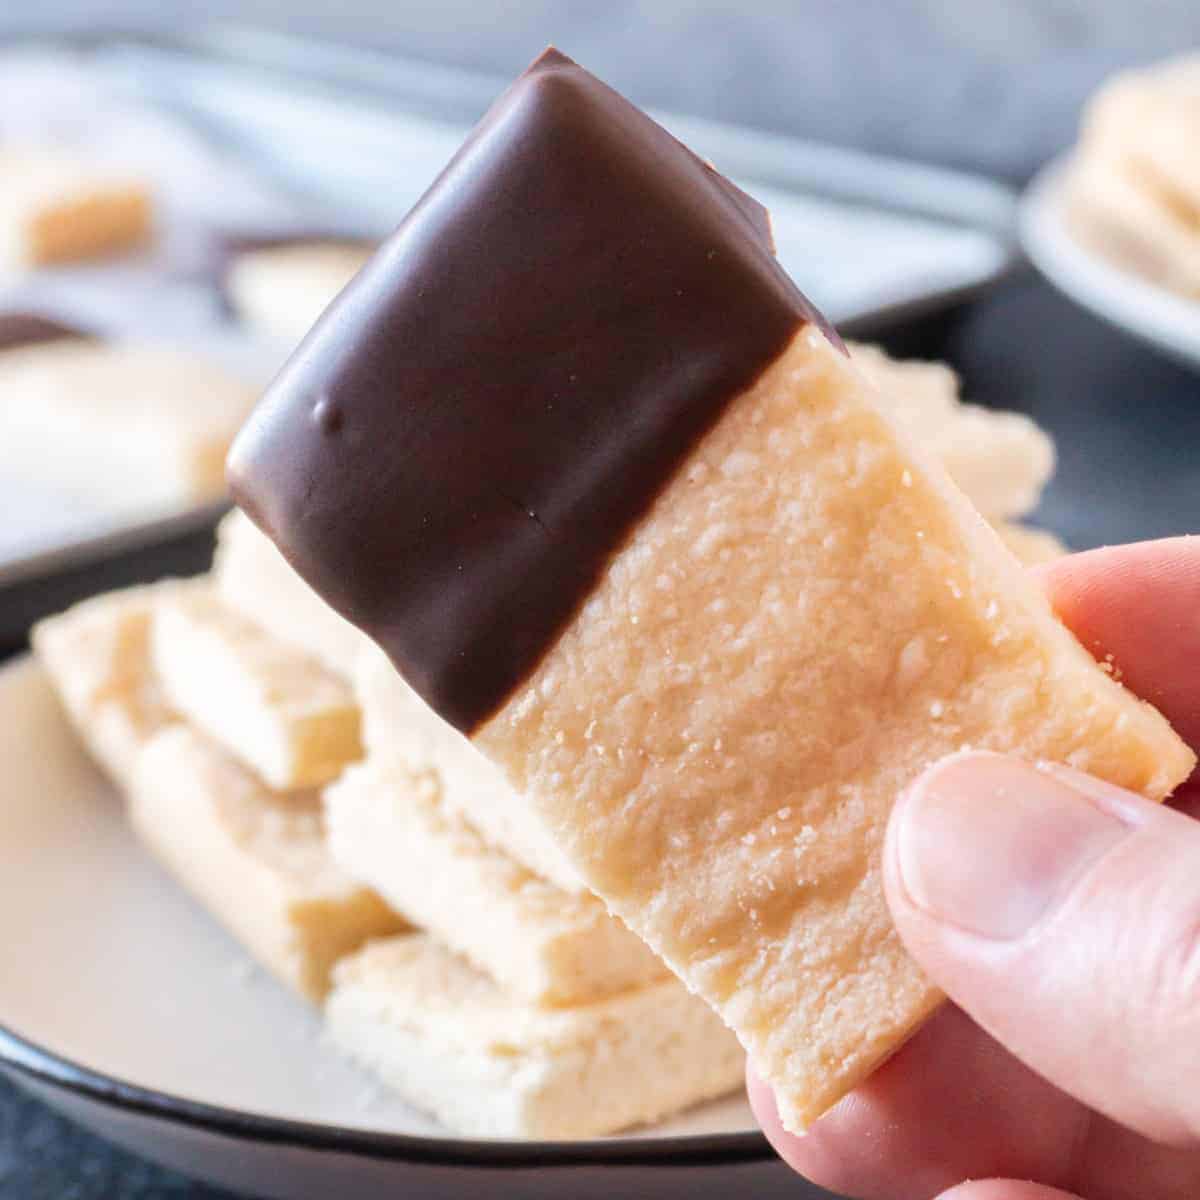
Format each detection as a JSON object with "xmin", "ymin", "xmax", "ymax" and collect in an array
[
  {"xmin": 1020, "ymin": 156, "xmax": 1200, "ymax": 371},
  {"xmin": 0, "ymin": 657, "xmax": 814, "ymax": 1199}
]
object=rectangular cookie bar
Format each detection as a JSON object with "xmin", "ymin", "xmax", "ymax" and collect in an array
[
  {"xmin": 31, "ymin": 579, "xmax": 194, "ymax": 786},
  {"xmin": 130, "ymin": 725, "xmax": 402, "ymax": 1001},
  {"xmin": 326, "ymin": 933, "xmax": 744, "ymax": 1139},
  {"xmin": 229, "ymin": 50, "xmax": 1195, "ymax": 1133},
  {"xmin": 355, "ymin": 644, "xmax": 585, "ymax": 893},
  {"xmin": 214, "ymin": 511, "xmax": 366, "ymax": 678},
  {"xmin": 0, "ymin": 339, "xmax": 258, "ymax": 508},
  {"xmin": 351, "ymin": 513, "xmax": 1066, "ymax": 896},
  {"xmin": 325, "ymin": 758, "xmax": 665, "ymax": 1006},
  {"xmin": 470, "ymin": 327, "xmax": 1192, "ymax": 1132},
  {"xmin": 0, "ymin": 151, "xmax": 151, "ymax": 269},
  {"xmin": 151, "ymin": 586, "xmax": 362, "ymax": 790}
]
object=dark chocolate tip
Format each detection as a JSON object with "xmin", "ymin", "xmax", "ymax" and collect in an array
[
  {"xmin": 229, "ymin": 47, "xmax": 836, "ymax": 733},
  {"xmin": 0, "ymin": 312, "xmax": 91, "ymax": 353}
]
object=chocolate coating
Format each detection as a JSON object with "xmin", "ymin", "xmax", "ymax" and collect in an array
[
  {"xmin": 230, "ymin": 48, "xmax": 835, "ymax": 732},
  {"xmin": 0, "ymin": 312, "xmax": 87, "ymax": 352}
]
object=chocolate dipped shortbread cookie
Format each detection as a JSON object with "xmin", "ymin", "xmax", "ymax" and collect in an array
[{"xmin": 229, "ymin": 50, "xmax": 1194, "ymax": 1131}]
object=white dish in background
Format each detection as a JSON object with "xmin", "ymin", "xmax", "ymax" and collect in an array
[
  {"xmin": 0, "ymin": 658, "xmax": 817, "ymax": 1199},
  {"xmin": 1020, "ymin": 156, "xmax": 1200, "ymax": 372}
]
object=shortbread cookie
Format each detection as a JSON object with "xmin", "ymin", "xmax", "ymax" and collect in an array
[
  {"xmin": 1080, "ymin": 55, "xmax": 1200, "ymax": 220},
  {"xmin": 325, "ymin": 759, "xmax": 664, "ymax": 1006},
  {"xmin": 0, "ymin": 340, "xmax": 258, "ymax": 507},
  {"xmin": 354, "ymin": 644, "xmax": 585, "ymax": 892},
  {"xmin": 224, "ymin": 238, "xmax": 374, "ymax": 343},
  {"xmin": 849, "ymin": 343, "xmax": 1055, "ymax": 520},
  {"xmin": 349, "ymin": 348, "xmax": 1057, "ymax": 893},
  {"xmin": 1067, "ymin": 146, "xmax": 1200, "ymax": 298},
  {"xmin": 350, "ymin": 516, "xmax": 1065, "ymax": 899},
  {"xmin": 31, "ymin": 580, "xmax": 196, "ymax": 786},
  {"xmin": 1067, "ymin": 55, "xmax": 1200, "ymax": 296},
  {"xmin": 326, "ymin": 934, "xmax": 744, "ymax": 1138},
  {"xmin": 469, "ymin": 329, "xmax": 1190, "ymax": 1134},
  {"xmin": 230, "ymin": 50, "xmax": 1195, "ymax": 1132},
  {"xmin": 0, "ymin": 151, "xmax": 151, "ymax": 269},
  {"xmin": 151, "ymin": 586, "xmax": 362, "ymax": 789},
  {"xmin": 214, "ymin": 511, "xmax": 365, "ymax": 677},
  {"xmin": 131, "ymin": 725, "xmax": 401, "ymax": 1001}
]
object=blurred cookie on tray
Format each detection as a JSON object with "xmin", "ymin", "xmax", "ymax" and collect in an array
[
  {"xmin": 220, "ymin": 235, "xmax": 375, "ymax": 344},
  {"xmin": 1064, "ymin": 54, "xmax": 1200, "ymax": 299},
  {"xmin": 0, "ymin": 149, "xmax": 153, "ymax": 271},
  {"xmin": 0, "ymin": 311, "xmax": 258, "ymax": 511},
  {"xmin": 848, "ymin": 342, "xmax": 1056, "ymax": 522}
]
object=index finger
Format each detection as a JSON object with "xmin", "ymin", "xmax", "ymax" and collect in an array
[{"xmin": 1038, "ymin": 536, "xmax": 1200, "ymax": 760}]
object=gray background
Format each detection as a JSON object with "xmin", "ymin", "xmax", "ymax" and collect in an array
[
  {"xmin": 1, "ymin": 3, "xmax": 1199, "ymax": 1198},
  {"xmin": 3, "ymin": 1, "xmax": 1200, "ymax": 179}
]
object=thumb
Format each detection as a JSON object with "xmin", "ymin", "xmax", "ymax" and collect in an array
[
  {"xmin": 885, "ymin": 750, "xmax": 1200, "ymax": 1147},
  {"xmin": 937, "ymin": 1185, "xmax": 1082, "ymax": 1200}
]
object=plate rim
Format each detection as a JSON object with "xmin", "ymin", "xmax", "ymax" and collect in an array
[
  {"xmin": 0, "ymin": 499, "xmax": 230, "ymax": 591},
  {"xmin": 0, "ymin": 654, "xmax": 770, "ymax": 1170},
  {"xmin": 1019, "ymin": 154, "xmax": 1200, "ymax": 368}
]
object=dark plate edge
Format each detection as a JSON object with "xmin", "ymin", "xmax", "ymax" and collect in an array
[
  {"xmin": 0, "ymin": 501, "xmax": 229, "ymax": 592},
  {"xmin": 0, "ymin": 1019, "xmax": 769, "ymax": 1168}
]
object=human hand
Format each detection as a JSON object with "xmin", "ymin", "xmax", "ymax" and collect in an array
[{"xmin": 749, "ymin": 536, "xmax": 1200, "ymax": 1200}]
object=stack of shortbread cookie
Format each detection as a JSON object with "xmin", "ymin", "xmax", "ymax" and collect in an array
[
  {"xmin": 32, "ymin": 343, "xmax": 1066, "ymax": 1140},
  {"xmin": 32, "ymin": 576, "xmax": 400, "ymax": 1003},
  {"xmin": 1065, "ymin": 54, "xmax": 1200, "ymax": 298}
]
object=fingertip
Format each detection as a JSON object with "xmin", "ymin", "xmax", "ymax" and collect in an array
[
  {"xmin": 1037, "ymin": 537, "xmax": 1200, "ymax": 750},
  {"xmin": 936, "ymin": 1183, "xmax": 1083, "ymax": 1200},
  {"xmin": 746, "ymin": 1063, "xmax": 845, "ymax": 1186},
  {"xmin": 752, "ymin": 1006, "xmax": 1086, "ymax": 1199},
  {"xmin": 883, "ymin": 750, "xmax": 1027, "ymax": 936},
  {"xmin": 745, "ymin": 1063, "xmax": 804, "ymax": 1169},
  {"xmin": 887, "ymin": 750, "xmax": 1133, "ymax": 944}
]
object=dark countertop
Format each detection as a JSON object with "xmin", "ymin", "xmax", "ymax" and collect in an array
[{"xmin": 2, "ymin": 7, "xmax": 1199, "ymax": 1198}]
